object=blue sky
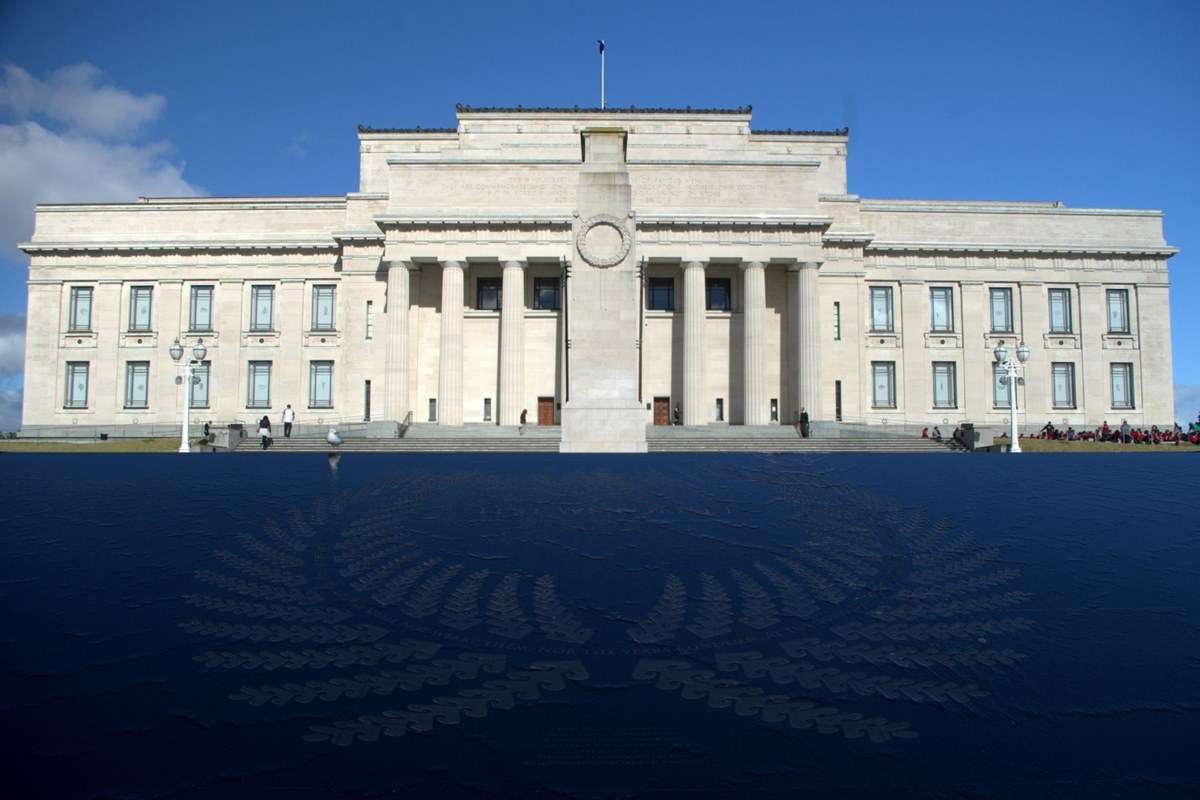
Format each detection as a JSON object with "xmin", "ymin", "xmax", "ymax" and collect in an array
[{"xmin": 0, "ymin": 0, "xmax": 1197, "ymax": 429}]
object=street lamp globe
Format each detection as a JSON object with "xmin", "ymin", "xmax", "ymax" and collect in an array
[
  {"xmin": 993, "ymin": 343, "xmax": 1008, "ymax": 363},
  {"xmin": 192, "ymin": 340, "xmax": 207, "ymax": 362},
  {"xmin": 169, "ymin": 337, "xmax": 184, "ymax": 362},
  {"xmin": 1017, "ymin": 341, "xmax": 1031, "ymax": 363}
]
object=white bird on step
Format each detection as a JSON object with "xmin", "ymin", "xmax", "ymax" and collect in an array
[{"xmin": 326, "ymin": 426, "xmax": 342, "ymax": 448}]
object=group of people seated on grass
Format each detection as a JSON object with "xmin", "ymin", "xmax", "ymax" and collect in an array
[{"xmin": 1028, "ymin": 417, "xmax": 1200, "ymax": 445}]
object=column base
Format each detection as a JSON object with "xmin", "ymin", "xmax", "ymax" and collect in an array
[{"xmin": 559, "ymin": 400, "xmax": 648, "ymax": 453}]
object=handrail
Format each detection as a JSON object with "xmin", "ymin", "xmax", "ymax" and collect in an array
[{"xmin": 398, "ymin": 410, "xmax": 413, "ymax": 439}]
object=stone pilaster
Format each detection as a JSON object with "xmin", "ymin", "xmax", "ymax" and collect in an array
[
  {"xmin": 792, "ymin": 261, "xmax": 822, "ymax": 420},
  {"xmin": 384, "ymin": 261, "xmax": 409, "ymax": 422},
  {"xmin": 741, "ymin": 261, "xmax": 767, "ymax": 425},
  {"xmin": 438, "ymin": 260, "xmax": 464, "ymax": 425},
  {"xmin": 682, "ymin": 260, "xmax": 706, "ymax": 425},
  {"xmin": 499, "ymin": 260, "xmax": 525, "ymax": 425}
]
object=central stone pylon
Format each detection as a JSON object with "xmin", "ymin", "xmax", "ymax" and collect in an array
[{"xmin": 559, "ymin": 129, "xmax": 647, "ymax": 453}]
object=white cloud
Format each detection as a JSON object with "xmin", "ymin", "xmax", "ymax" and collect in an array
[
  {"xmin": 0, "ymin": 63, "xmax": 203, "ymax": 261},
  {"xmin": 1176, "ymin": 384, "xmax": 1200, "ymax": 426},
  {"xmin": 0, "ymin": 63, "xmax": 164, "ymax": 139},
  {"xmin": 0, "ymin": 314, "xmax": 24, "ymax": 378}
]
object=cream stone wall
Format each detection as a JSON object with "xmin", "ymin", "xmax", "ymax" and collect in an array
[{"xmin": 18, "ymin": 107, "xmax": 1177, "ymax": 434}]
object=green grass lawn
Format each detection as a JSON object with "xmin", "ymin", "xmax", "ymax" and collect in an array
[
  {"xmin": 994, "ymin": 438, "xmax": 1199, "ymax": 453},
  {"xmin": 0, "ymin": 438, "xmax": 181, "ymax": 453}
]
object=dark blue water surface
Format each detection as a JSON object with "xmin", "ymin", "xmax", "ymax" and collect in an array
[{"xmin": 1, "ymin": 453, "xmax": 1199, "ymax": 799}]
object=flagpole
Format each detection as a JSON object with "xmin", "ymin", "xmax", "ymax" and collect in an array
[{"xmin": 600, "ymin": 47, "xmax": 605, "ymax": 109}]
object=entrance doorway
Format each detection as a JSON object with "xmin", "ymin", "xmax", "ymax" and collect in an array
[
  {"xmin": 537, "ymin": 397, "xmax": 556, "ymax": 426},
  {"xmin": 653, "ymin": 397, "xmax": 670, "ymax": 426}
]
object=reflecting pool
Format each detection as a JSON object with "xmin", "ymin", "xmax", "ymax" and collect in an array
[{"xmin": 1, "ymin": 454, "xmax": 1198, "ymax": 798}]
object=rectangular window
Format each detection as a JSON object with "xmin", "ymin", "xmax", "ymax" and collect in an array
[
  {"xmin": 715, "ymin": 397, "xmax": 725, "ymax": 422},
  {"xmin": 309, "ymin": 360, "xmax": 333, "ymax": 408},
  {"xmin": 124, "ymin": 361, "xmax": 149, "ymax": 409},
  {"xmin": 706, "ymin": 278, "xmax": 732, "ymax": 311},
  {"xmin": 932, "ymin": 361, "xmax": 957, "ymax": 408},
  {"xmin": 129, "ymin": 286, "xmax": 153, "ymax": 332},
  {"xmin": 870, "ymin": 286, "xmax": 893, "ymax": 332},
  {"xmin": 993, "ymin": 363, "xmax": 1011, "ymax": 409},
  {"xmin": 250, "ymin": 285, "xmax": 274, "ymax": 332},
  {"xmin": 930, "ymin": 287, "xmax": 954, "ymax": 332},
  {"xmin": 428, "ymin": 398, "xmax": 437, "ymax": 423},
  {"xmin": 64, "ymin": 362, "xmax": 89, "ymax": 409},
  {"xmin": 476, "ymin": 278, "xmax": 501, "ymax": 311},
  {"xmin": 68, "ymin": 287, "xmax": 93, "ymax": 332},
  {"xmin": 647, "ymin": 277, "xmax": 675, "ymax": 311},
  {"xmin": 365, "ymin": 300, "xmax": 374, "ymax": 340},
  {"xmin": 990, "ymin": 288, "xmax": 1013, "ymax": 333},
  {"xmin": 1048, "ymin": 288, "xmax": 1072, "ymax": 334},
  {"xmin": 1106, "ymin": 289, "xmax": 1130, "ymax": 334},
  {"xmin": 833, "ymin": 301, "xmax": 841, "ymax": 341},
  {"xmin": 311, "ymin": 285, "xmax": 336, "ymax": 331},
  {"xmin": 1051, "ymin": 362, "xmax": 1076, "ymax": 409},
  {"xmin": 1111, "ymin": 362, "xmax": 1134, "ymax": 409},
  {"xmin": 189, "ymin": 285, "xmax": 213, "ymax": 332},
  {"xmin": 872, "ymin": 361, "xmax": 896, "ymax": 408},
  {"xmin": 534, "ymin": 277, "xmax": 561, "ymax": 310},
  {"xmin": 483, "ymin": 397, "xmax": 492, "ymax": 421},
  {"xmin": 190, "ymin": 361, "xmax": 210, "ymax": 408},
  {"xmin": 247, "ymin": 361, "xmax": 272, "ymax": 408}
]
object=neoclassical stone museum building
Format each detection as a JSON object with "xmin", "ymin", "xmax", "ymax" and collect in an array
[{"xmin": 20, "ymin": 105, "xmax": 1176, "ymax": 449}]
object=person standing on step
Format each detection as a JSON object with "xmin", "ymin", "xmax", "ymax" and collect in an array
[
  {"xmin": 258, "ymin": 415, "xmax": 272, "ymax": 450},
  {"xmin": 282, "ymin": 404, "xmax": 295, "ymax": 438},
  {"xmin": 799, "ymin": 407, "xmax": 810, "ymax": 438},
  {"xmin": 519, "ymin": 408, "xmax": 527, "ymax": 436}
]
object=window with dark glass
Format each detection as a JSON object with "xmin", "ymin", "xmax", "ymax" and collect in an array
[
  {"xmin": 309, "ymin": 360, "xmax": 333, "ymax": 408},
  {"xmin": 190, "ymin": 361, "xmax": 210, "ymax": 408},
  {"xmin": 870, "ymin": 286, "xmax": 894, "ymax": 332},
  {"xmin": 833, "ymin": 301, "xmax": 841, "ymax": 340},
  {"xmin": 476, "ymin": 278, "xmax": 501, "ymax": 311},
  {"xmin": 312, "ymin": 285, "xmax": 336, "ymax": 331},
  {"xmin": 190, "ymin": 285, "xmax": 213, "ymax": 332},
  {"xmin": 930, "ymin": 287, "xmax": 954, "ymax": 332},
  {"xmin": 250, "ymin": 285, "xmax": 274, "ymax": 332},
  {"xmin": 129, "ymin": 286, "xmax": 153, "ymax": 332},
  {"xmin": 647, "ymin": 277, "xmax": 675, "ymax": 311},
  {"xmin": 989, "ymin": 288, "xmax": 1013, "ymax": 333},
  {"xmin": 1106, "ymin": 289, "xmax": 1130, "ymax": 334},
  {"xmin": 64, "ymin": 362, "xmax": 89, "ymax": 409},
  {"xmin": 124, "ymin": 361, "xmax": 149, "ymax": 408},
  {"xmin": 534, "ymin": 277, "xmax": 560, "ymax": 310},
  {"xmin": 1048, "ymin": 288, "xmax": 1072, "ymax": 334},
  {"xmin": 69, "ymin": 287, "xmax": 93, "ymax": 332},
  {"xmin": 706, "ymin": 278, "xmax": 732, "ymax": 311}
]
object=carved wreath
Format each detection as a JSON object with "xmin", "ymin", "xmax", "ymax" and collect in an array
[{"xmin": 575, "ymin": 214, "xmax": 632, "ymax": 267}]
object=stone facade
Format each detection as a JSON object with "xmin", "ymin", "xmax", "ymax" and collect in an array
[{"xmin": 19, "ymin": 105, "xmax": 1177, "ymax": 443}]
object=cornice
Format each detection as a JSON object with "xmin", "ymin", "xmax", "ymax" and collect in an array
[
  {"xmin": 456, "ymin": 104, "xmax": 753, "ymax": 115},
  {"xmin": 332, "ymin": 229, "xmax": 385, "ymax": 244},
  {"xmin": 822, "ymin": 231, "xmax": 875, "ymax": 244},
  {"xmin": 35, "ymin": 198, "xmax": 346, "ymax": 213},
  {"xmin": 866, "ymin": 240, "xmax": 1177, "ymax": 257},
  {"xmin": 637, "ymin": 214, "xmax": 832, "ymax": 228},
  {"xmin": 385, "ymin": 156, "xmax": 821, "ymax": 167},
  {"xmin": 861, "ymin": 200, "xmax": 1163, "ymax": 218},
  {"xmin": 19, "ymin": 238, "xmax": 339, "ymax": 255},
  {"xmin": 375, "ymin": 214, "xmax": 572, "ymax": 227}
]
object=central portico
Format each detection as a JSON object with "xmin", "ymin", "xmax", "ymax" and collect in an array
[{"xmin": 561, "ymin": 128, "xmax": 646, "ymax": 452}]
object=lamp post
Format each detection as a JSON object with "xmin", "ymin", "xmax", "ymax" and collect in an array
[
  {"xmin": 994, "ymin": 340, "xmax": 1030, "ymax": 453},
  {"xmin": 170, "ymin": 336, "xmax": 207, "ymax": 454}
]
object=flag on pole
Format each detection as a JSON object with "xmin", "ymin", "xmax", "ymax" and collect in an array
[{"xmin": 597, "ymin": 39, "xmax": 605, "ymax": 54}]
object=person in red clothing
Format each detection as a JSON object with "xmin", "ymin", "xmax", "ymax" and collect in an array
[{"xmin": 921, "ymin": 427, "xmax": 929, "ymax": 438}]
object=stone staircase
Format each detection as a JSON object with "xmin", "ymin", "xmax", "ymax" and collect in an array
[
  {"xmin": 645, "ymin": 425, "xmax": 959, "ymax": 453},
  {"xmin": 237, "ymin": 423, "xmax": 561, "ymax": 453}
]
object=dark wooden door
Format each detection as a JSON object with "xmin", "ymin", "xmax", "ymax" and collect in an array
[
  {"xmin": 537, "ymin": 397, "xmax": 555, "ymax": 426},
  {"xmin": 653, "ymin": 397, "xmax": 670, "ymax": 426}
]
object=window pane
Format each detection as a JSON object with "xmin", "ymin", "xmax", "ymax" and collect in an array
[
  {"xmin": 124, "ymin": 362, "xmax": 149, "ymax": 408},
  {"xmin": 1107, "ymin": 290, "xmax": 1128, "ymax": 333},
  {"xmin": 990, "ymin": 288, "xmax": 1012, "ymax": 332},
  {"xmin": 1052, "ymin": 362, "xmax": 1075, "ymax": 408},
  {"xmin": 190, "ymin": 362, "xmax": 210, "ymax": 408},
  {"xmin": 1111, "ymin": 363, "xmax": 1133, "ymax": 409},
  {"xmin": 648, "ymin": 278, "xmax": 674, "ymax": 311},
  {"xmin": 248, "ymin": 361, "xmax": 271, "ymax": 407},
  {"xmin": 309, "ymin": 361, "xmax": 333, "ymax": 407},
  {"xmin": 833, "ymin": 301, "xmax": 841, "ymax": 340},
  {"xmin": 706, "ymin": 278, "xmax": 731, "ymax": 311},
  {"xmin": 130, "ymin": 287, "xmax": 152, "ymax": 331},
  {"xmin": 65, "ymin": 362, "xmax": 89, "ymax": 408},
  {"xmin": 933, "ymin": 362, "xmax": 956, "ymax": 408},
  {"xmin": 871, "ymin": 287, "xmax": 892, "ymax": 331},
  {"xmin": 534, "ymin": 278, "xmax": 560, "ymax": 310},
  {"xmin": 313, "ymin": 285, "xmax": 335, "ymax": 330},
  {"xmin": 872, "ymin": 362, "xmax": 895, "ymax": 408},
  {"xmin": 252, "ymin": 286, "xmax": 273, "ymax": 330},
  {"xmin": 477, "ymin": 278, "xmax": 501, "ymax": 311},
  {"xmin": 365, "ymin": 300, "xmax": 374, "ymax": 340},
  {"xmin": 993, "ymin": 363, "xmax": 1011, "ymax": 408},
  {"xmin": 1049, "ymin": 289, "xmax": 1071, "ymax": 333},
  {"xmin": 191, "ymin": 286, "xmax": 213, "ymax": 331},
  {"xmin": 931, "ymin": 287, "xmax": 953, "ymax": 332},
  {"xmin": 70, "ymin": 288, "xmax": 93, "ymax": 331}
]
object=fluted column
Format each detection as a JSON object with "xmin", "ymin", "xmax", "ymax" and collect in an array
[
  {"xmin": 384, "ymin": 261, "xmax": 410, "ymax": 422},
  {"xmin": 499, "ymin": 260, "xmax": 525, "ymax": 425},
  {"xmin": 682, "ymin": 260, "xmax": 706, "ymax": 425},
  {"xmin": 792, "ymin": 261, "xmax": 823, "ymax": 420},
  {"xmin": 438, "ymin": 260, "xmax": 464, "ymax": 425},
  {"xmin": 741, "ymin": 260, "xmax": 767, "ymax": 425}
]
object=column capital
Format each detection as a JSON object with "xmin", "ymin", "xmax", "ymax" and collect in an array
[
  {"xmin": 382, "ymin": 260, "xmax": 411, "ymax": 272},
  {"xmin": 739, "ymin": 260, "xmax": 767, "ymax": 271},
  {"xmin": 440, "ymin": 259, "xmax": 467, "ymax": 269},
  {"xmin": 787, "ymin": 260, "xmax": 823, "ymax": 272},
  {"xmin": 682, "ymin": 259, "xmax": 706, "ymax": 271},
  {"xmin": 500, "ymin": 259, "xmax": 527, "ymax": 269}
]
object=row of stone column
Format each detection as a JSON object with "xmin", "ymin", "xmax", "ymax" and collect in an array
[
  {"xmin": 385, "ymin": 259, "xmax": 527, "ymax": 427},
  {"xmin": 385, "ymin": 258, "xmax": 822, "ymax": 427},
  {"xmin": 681, "ymin": 260, "xmax": 822, "ymax": 426}
]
